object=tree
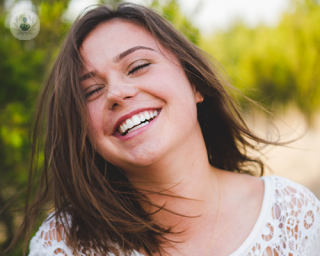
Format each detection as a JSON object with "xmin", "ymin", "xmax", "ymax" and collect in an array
[
  {"xmin": 200, "ymin": 0, "xmax": 320, "ymax": 121},
  {"xmin": 0, "ymin": 1, "xmax": 72, "ymax": 254}
]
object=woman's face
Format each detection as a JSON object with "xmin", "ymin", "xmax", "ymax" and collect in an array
[{"xmin": 80, "ymin": 19, "xmax": 203, "ymax": 172}]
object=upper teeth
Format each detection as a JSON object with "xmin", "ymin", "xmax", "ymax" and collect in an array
[{"xmin": 119, "ymin": 110, "xmax": 158, "ymax": 135}]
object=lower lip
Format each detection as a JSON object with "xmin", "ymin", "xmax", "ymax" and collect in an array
[{"xmin": 113, "ymin": 110, "xmax": 161, "ymax": 141}]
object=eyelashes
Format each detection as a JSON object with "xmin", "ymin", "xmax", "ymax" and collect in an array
[
  {"xmin": 128, "ymin": 63, "xmax": 151, "ymax": 75},
  {"xmin": 85, "ymin": 62, "xmax": 151, "ymax": 99},
  {"xmin": 85, "ymin": 87, "xmax": 104, "ymax": 99}
]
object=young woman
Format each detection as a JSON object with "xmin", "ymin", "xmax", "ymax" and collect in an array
[{"xmin": 22, "ymin": 2, "xmax": 320, "ymax": 256}]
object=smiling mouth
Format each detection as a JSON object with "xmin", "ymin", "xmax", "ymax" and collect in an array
[{"xmin": 118, "ymin": 110, "xmax": 159, "ymax": 136}]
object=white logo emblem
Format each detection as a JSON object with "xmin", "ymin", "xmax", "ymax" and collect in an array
[{"xmin": 10, "ymin": 10, "xmax": 40, "ymax": 40}]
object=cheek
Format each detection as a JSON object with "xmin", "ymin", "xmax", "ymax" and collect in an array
[
  {"xmin": 86, "ymin": 103, "xmax": 106, "ymax": 141},
  {"xmin": 150, "ymin": 71, "xmax": 192, "ymax": 102},
  {"xmin": 88, "ymin": 108, "xmax": 100, "ymax": 131}
]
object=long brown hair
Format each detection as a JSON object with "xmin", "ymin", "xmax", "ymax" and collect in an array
[{"xmin": 13, "ymin": 2, "xmax": 284, "ymax": 255}]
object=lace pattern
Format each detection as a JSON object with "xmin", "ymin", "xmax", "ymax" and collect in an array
[
  {"xmin": 28, "ymin": 176, "xmax": 320, "ymax": 256},
  {"xmin": 28, "ymin": 213, "xmax": 74, "ymax": 256},
  {"xmin": 230, "ymin": 176, "xmax": 320, "ymax": 256}
]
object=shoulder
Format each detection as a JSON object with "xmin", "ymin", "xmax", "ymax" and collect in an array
[
  {"xmin": 218, "ymin": 170, "xmax": 265, "ymax": 207},
  {"xmin": 262, "ymin": 175, "xmax": 320, "ymax": 253},
  {"xmin": 28, "ymin": 212, "xmax": 75, "ymax": 256},
  {"xmin": 262, "ymin": 175, "xmax": 320, "ymax": 226},
  {"xmin": 263, "ymin": 175, "xmax": 320, "ymax": 212},
  {"xmin": 28, "ymin": 212, "xmax": 142, "ymax": 256}
]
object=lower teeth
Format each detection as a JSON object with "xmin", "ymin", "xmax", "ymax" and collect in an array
[{"xmin": 126, "ymin": 121, "xmax": 150, "ymax": 135}]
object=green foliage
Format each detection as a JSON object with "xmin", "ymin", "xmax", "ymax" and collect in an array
[
  {"xmin": 201, "ymin": 0, "xmax": 320, "ymax": 119},
  {"xmin": 99, "ymin": 0, "xmax": 122, "ymax": 5},
  {"xmin": 147, "ymin": 0, "xmax": 201, "ymax": 45},
  {"xmin": 0, "ymin": 1, "xmax": 72, "ymax": 254}
]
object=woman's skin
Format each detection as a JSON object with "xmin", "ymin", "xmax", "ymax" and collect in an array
[{"xmin": 79, "ymin": 19, "xmax": 265, "ymax": 256}]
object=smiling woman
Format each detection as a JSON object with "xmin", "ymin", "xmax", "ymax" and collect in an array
[
  {"xmin": 10, "ymin": 2, "xmax": 320, "ymax": 256},
  {"xmin": 80, "ymin": 20, "xmax": 203, "ymax": 169}
]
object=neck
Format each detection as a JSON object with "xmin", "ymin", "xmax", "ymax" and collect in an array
[{"xmin": 124, "ymin": 125, "xmax": 221, "ymax": 236}]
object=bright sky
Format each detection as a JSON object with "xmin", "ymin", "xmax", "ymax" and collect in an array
[
  {"xmin": 10, "ymin": 0, "xmax": 291, "ymax": 33},
  {"xmin": 64, "ymin": 0, "xmax": 291, "ymax": 33},
  {"xmin": 181, "ymin": 0, "xmax": 291, "ymax": 32}
]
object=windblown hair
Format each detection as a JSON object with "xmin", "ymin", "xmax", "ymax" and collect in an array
[{"xmin": 13, "ymin": 2, "xmax": 283, "ymax": 256}]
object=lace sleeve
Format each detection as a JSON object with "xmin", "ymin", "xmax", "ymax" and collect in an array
[
  {"xmin": 296, "ymin": 184, "xmax": 320, "ymax": 254},
  {"xmin": 230, "ymin": 176, "xmax": 320, "ymax": 256},
  {"xmin": 272, "ymin": 176, "xmax": 320, "ymax": 255},
  {"xmin": 28, "ymin": 213, "xmax": 142, "ymax": 256},
  {"xmin": 28, "ymin": 214, "xmax": 74, "ymax": 256}
]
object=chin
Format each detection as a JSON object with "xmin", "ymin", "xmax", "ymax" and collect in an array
[
  {"xmin": 115, "ymin": 145, "xmax": 166, "ymax": 170},
  {"xmin": 127, "ymin": 148, "xmax": 162, "ymax": 167}
]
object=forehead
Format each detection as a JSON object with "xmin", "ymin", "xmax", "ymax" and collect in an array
[{"xmin": 80, "ymin": 19, "xmax": 161, "ymax": 70}]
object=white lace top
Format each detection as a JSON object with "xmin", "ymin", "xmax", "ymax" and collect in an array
[{"xmin": 29, "ymin": 176, "xmax": 320, "ymax": 256}]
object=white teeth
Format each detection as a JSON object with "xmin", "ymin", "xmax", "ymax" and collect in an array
[
  {"xmin": 126, "ymin": 119, "xmax": 134, "ymax": 129},
  {"xmin": 132, "ymin": 115, "xmax": 141, "ymax": 126},
  {"xmin": 120, "ymin": 125, "xmax": 126, "ymax": 134},
  {"xmin": 139, "ymin": 113, "xmax": 145, "ymax": 122},
  {"xmin": 127, "ymin": 121, "xmax": 149, "ymax": 134},
  {"xmin": 119, "ymin": 110, "xmax": 159, "ymax": 135},
  {"xmin": 144, "ymin": 111, "xmax": 150, "ymax": 119}
]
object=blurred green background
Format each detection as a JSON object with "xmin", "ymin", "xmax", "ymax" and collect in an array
[{"xmin": 1, "ymin": 0, "xmax": 320, "ymax": 254}]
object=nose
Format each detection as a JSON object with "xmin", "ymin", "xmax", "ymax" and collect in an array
[{"xmin": 106, "ymin": 79, "xmax": 139, "ymax": 110}]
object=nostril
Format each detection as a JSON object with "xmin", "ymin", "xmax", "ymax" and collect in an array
[{"xmin": 112, "ymin": 103, "xmax": 118, "ymax": 108}]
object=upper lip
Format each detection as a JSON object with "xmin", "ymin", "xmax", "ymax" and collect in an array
[{"xmin": 113, "ymin": 107, "xmax": 160, "ymax": 134}]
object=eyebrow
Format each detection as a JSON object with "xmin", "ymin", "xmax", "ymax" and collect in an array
[{"xmin": 80, "ymin": 46, "xmax": 155, "ymax": 82}]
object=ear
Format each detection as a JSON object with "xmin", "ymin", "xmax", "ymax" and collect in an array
[{"xmin": 195, "ymin": 90, "xmax": 204, "ymax": 104}]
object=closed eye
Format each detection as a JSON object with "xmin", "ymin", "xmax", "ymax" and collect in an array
[
  {"xmin": 128, "ymin": 63, "xmax": 151, "ymax": 75},
  {"xmin": 85, "ymin": 87, "xmax": 104, "ymax": 99}
]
